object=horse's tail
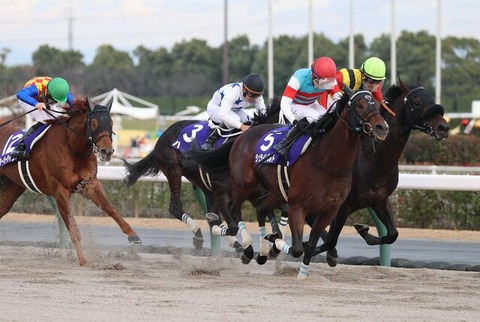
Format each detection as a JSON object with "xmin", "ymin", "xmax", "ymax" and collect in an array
[
  {"xmin": 121, "ymin": 153, "xmax": 161, "ymax": 187},
  {"xmin": 186, "ymin": 139, "xmax": 235, "ymax": 173}
]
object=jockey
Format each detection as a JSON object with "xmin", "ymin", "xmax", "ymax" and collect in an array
[
  {"xmin": 11, "ymin": 76, "xmax": 75, "ymax": 160},
  {"xmin": 334, "ymin": 56, "xmax": 387, "ymax": 102},
  {"xmin": 274, "ymin": 56, "xmax": 338, "ymax": 158},
  {"xmin": 201, "ymin": 73, "xmax": 267, "ymax": 150}
]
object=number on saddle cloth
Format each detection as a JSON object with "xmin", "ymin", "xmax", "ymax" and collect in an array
[
  {"xmin": 253, "ymin": 127, "xmax": 312, "ymax": 167},
  {"xmin": 0, "ymin": 124, "xmax": 50, "ymax": 166},
  {"xmin": 171, "ymin": 121, "xmax": 237, "ymax": 152}
]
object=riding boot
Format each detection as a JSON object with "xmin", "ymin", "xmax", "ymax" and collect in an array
[
  {"xmin": 273, "ymin": 123, "xmax": 304, "ymax": 158},
  {"xmin": 201, "ymin": 128, "xmax": 222, "ymax": 151},
  {"xmin": 10, "ymin": 122, "xmax": 43, "ymax": 160}
]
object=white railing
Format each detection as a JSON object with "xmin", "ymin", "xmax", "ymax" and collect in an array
[{"xmin": 98, "ymin": 166, "xmax": 480, "ymax": 192}]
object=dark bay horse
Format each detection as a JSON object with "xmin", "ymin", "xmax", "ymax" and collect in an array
[
  {"xmin": 122, "ymin": 99, "xmax": 282, "ymax": 251},
  {"xmin": 313, "ymin": 78, "xmax": 449, "ymax": 265},
  {"xmin": 0, "ymin": 98, "xmax": 141, "ymax": 266},
  {"xmin": 191, "ymin": 88, "xmax": 389, "ymax": 278}
]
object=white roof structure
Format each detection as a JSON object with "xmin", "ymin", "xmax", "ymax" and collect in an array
[{"xmin": 92, "ymin": 88, "xmax": 159, "ymax": 120}]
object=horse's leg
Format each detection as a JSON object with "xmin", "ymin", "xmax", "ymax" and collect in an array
[
  {"xmin": 0, "ymin": 177, "xmax": 26, "ymax": 218},
  {"xmin": 299, "ymin": 213, "xmax": 331, "ymax": 279},
  {"xmin": 205, "ymin": 193, "xmax": 243, "ymax": 251},
  {"xmin": 53, "ymin": 189, "xmax": 87, "ymax": 266},
  {"xmin": 79, "ymin": 178, "xmax": 141, "ymax": 244},
  {"xmin": 272, "ymin": 204, "xmax": 305, "ymax": 258},
  {"xmin": 354, "ymin": 199, "xmax": 399, "ymax": 245},
  {"xmin": 255, "ymin": 206, "xmax": 271, "ymax": 265},
  {"xmin": 312, "ymin": 204, "xmax": 351, "ymax": 267},
  {"xmin": 165, "ymin": 172, "xmax": 203, "ymax": 249},
  {"xmin": 268, "ymin": 204, "xmax": 288, "ymax": 259}
]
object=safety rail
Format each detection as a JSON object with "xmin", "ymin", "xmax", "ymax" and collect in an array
[{"xmin": 98, "ymin": 166, "xmax": 480, "ymax": 191}]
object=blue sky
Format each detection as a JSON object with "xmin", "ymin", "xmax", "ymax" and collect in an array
[{"xmin": 1, "ymin": 0, "xmax": 478, "ymax": 66}]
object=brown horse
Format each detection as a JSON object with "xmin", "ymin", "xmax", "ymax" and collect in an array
[
  {"xmin": 191, "ymin": 88, "xmax": 389, "ymax": 278},
  {"xmin": 312, "ymin": 78, "xmax": 450, "ymax": 265},
  {"xmin": 122, "ymin": 99, "xmax": 282, "ymax": 251},
  {"xmin": 0, "ymin": 98, "xmax": 141, "ymax": 266}
]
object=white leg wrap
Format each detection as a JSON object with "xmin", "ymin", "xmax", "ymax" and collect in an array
[
  {"xmin": 297, "ymin": 263, "xmax": 310, "ymax": 279},
  {"xmin": 258, "ymin": 226, "xmax": 269, "ymax": 256},
  {"xmin": 239, "ymin": 221, "xmax": 252, "ymax": 247},
  {"xmin": 275, "ymin": 239, "xmax": 291, "ymax": 255},
  {"xmin": 279, "ymin": 216, "xmax": 288, "ymax": 236},
  {"xmin": 182, "ymin": 214, "xmax": 200, "ymax": 233},
  {"xmin": 211, "ymin": 225, "xmax": 223, "ymax": 236}
]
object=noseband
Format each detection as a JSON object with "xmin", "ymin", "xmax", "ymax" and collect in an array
[{"xmin": 345, "ymin": 90, "xmax": 381, "ymax": 134}]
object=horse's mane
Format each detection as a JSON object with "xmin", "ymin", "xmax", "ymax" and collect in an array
[
  {"xmin": 70, "ymin": 98, "xmax": 90, "ymax": 114},
  {"xmin": 251, "ymin": 96, "xmax": 281, "ymax": 125}
]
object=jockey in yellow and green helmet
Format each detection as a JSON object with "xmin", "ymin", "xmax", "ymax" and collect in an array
[
  {"xmin": 11, "ymin": 76, "xmax": 75, "ymax": 160},
  {"xmin": 331, "ymin": 56, "xmax": 387, "ymax": 103}
]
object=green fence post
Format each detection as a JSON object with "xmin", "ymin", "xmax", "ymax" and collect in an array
[
  {"xmin": 367, "ymin": 207, "xmax": 391, "ymax": 267},
  {"xmin": 47, "ymin": 196, "xmax": 69, "ymax": 248},
  {"xmin": 192, "ymin": 185, "xmax": 221, "ymax": 256}
]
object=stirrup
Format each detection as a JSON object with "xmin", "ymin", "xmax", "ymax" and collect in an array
[{"xmin": 201, "ymin": 141, "xmax": 214, "ymax": 151}]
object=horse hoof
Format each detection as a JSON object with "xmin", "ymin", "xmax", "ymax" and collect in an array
[
  {"xmin": 326, "ymin": 254, "xmax": 338, "ymax": 267},
  {"xmin": 233, "ymin": 241, "xmax": 244, "ymax": 253},
  {"xmin": 205, "ymin": 213, "xmax": 221, "ymax": 227},
  {"xmin": 128, "ymin": 234, "xmax": 142, "ymax": 244},
  {"xmin": 241, "ymin": 245, "xmax": 254, "ymax": 264},
  {"xmin": 193, "ymin": 236, "xmax": 204, "ymax": 250},
  {"xmin": 353, "ymin": 223, "xmax": 369, "ymax": 236},
  {"xmin": 241, "ymin": 254, "xmax": 252, "ymax": 264},
  {"xmin": 268, "ymin": 244, "xmax": 281, "ymax": 260},
  {"xmin": 256, "ymin": 255, "xmax": 267, "ymax": 265}
]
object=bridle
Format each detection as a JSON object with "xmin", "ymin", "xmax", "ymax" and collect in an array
[{"xmin": 341, "ymin": 90, "xmax": 382, "ymax": 135}]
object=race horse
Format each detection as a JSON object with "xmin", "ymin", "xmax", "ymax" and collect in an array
[
  {"xmin": 190, "ymin": 87, "xmax": 389, "ymax": 278},
  {"xmin": 0, "ymin": 97, "xmax": 141, "ymax": 266},
  {"xmin": 312, "ymin": 78, "xmax": 449, "ymax": 265},
  {"xmin": 122, "ymin": 98, "xmax": 282, "ymax": 251}
]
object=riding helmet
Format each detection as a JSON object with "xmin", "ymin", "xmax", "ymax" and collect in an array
[
  {"xmin": 243, "ymin": 74, "xmax": 265, "ymax": 94},
  {"xmin": 311, "ymin": 57, "xmax": 337, "ymax": 79},
  {"xmin": 47, "ymin": 77, "xmax": 70, "ymax": 103},
  {"xmin": 360, "ymin": 57, "xmax": 386, "ymax": 80}
]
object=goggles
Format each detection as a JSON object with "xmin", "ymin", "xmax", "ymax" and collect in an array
[{"xmin": 364, "ymin": 77, "xmax": 383, "ymax": 84}]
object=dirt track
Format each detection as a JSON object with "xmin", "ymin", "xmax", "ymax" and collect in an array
[{"xmin": 1, "ymin": 213, "xmax": 480, "ymax": 321}]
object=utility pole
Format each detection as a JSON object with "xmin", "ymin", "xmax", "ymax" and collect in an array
[
  {"xmin": 223, "ymin": 0, "xmax": 229, "ymax": 84},
  {"xmin": 66, "ymin": 7, "xmax": 74, "ymax": 50}
]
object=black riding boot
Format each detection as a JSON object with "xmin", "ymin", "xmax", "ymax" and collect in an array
[
  {"xmin": 10, "ymin": 122, "xmax": 43, "ymax": 160},
  {"xmin": 274, "ymin": 118, "xmax": 310, "ymax": 158},
  {"xmin": 201, "ymin": 128, "xmax": 222, "ymax": 151}
]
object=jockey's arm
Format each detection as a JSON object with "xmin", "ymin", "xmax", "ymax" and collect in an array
[{"xmin": 17, "ymin": 85, "xmax": 40, "ymax": 107}]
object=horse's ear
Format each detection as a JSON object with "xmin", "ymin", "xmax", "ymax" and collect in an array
[
  {"xmin": 343, "ymin": 83, "xmax": 353, "ymax": 97},
  {"xmin": 86, "ymin": 96, "xmax": 95, "ymax": 111},
  {"xmin": 398, "ymin": 77, "xmax": 409, "ymax": 92},
  {"xmin": 416, "ymin": 75, "xmax": 423, "ymax": 87},
  {"xmin": 105, "ymin": 98, "xmax": 113, "ymax": 112}
]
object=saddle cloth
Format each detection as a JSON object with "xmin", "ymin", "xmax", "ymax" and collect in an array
[
  {"xmin": 0, "ymin": 123, "xmax": 50, "ymax": 167},
  {"xmin": 253, "ymin": 126, "xmax": 311, "ymax": 167},
  {"xmin": 171, "ymin": 121, "xmax": 236, "ymax": 152}
]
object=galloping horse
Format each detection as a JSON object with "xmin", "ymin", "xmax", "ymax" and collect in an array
[
  {"xmin": 313, "ymin": 78, "xmax": 449, "ymax": 265},
  {"xmin": 191, "ymin": 87, "xmax": 389, "ymax": 278},
  {"xmin": 123, "ymin": 99, "xmax": 282, "ymax": 251},
  {"xmin": 0, "ymin": 98, "xmax": 141, "ymax": 266}
]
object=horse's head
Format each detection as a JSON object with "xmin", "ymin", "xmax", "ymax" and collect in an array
[
  {"xmin": 341, "ymin": 85, "xmax": 389, "ymax": 141},
  {"xmin": 85, "ymin": 97, "xmax": 115, "ymax": 162},
  {"xmin": 394, "ymin": 77, "xmax": 449, "ymax": 140}
]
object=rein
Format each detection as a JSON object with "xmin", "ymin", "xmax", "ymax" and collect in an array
[{"xmin": 44, "ymin": 108, "xmax": 113, "ymax": 157}]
